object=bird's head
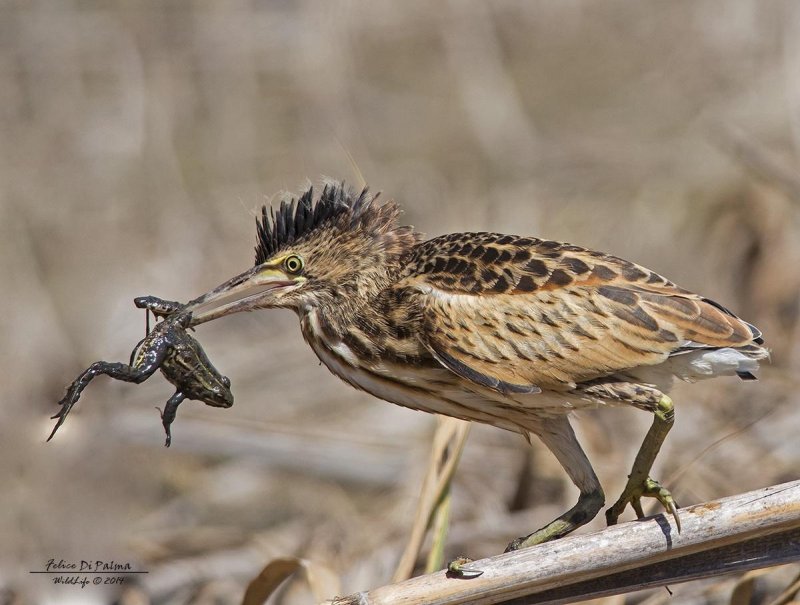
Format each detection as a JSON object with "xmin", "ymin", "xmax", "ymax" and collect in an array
[{"xmin": 187, "ymin": 183, "xmax": 419, "ymax": 324}]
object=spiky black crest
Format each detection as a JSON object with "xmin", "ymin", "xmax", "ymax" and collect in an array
[{"xmin": 254, "ymin": 183, "xmax": 375, "ymax": 265}]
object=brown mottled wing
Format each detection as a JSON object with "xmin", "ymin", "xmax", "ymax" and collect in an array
[{"xmin": 403, "ymin": 233, "xmax": 759, "ymax": 392}]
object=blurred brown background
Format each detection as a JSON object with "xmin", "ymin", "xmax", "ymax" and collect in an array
[{"xmin": 2, "ymin": 1, "xmax": 799, "ymax": 603}]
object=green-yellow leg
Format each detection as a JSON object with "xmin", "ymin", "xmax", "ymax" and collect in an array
[
  {"xmin": 506, "ymin": 488, "xmax": 606, "ymax": 551},
  {"xmin": 447, "ymin": 417, "xmax": 607, "ymax": 578},
  {"xmin": 506, "ymin": 416, "xmax": 606, "ymax": 552},
  {"xmin": 446, "ymin": 488, "xmax": 605, "ymax": 577},
  {"xmin": 605, "ymin": 395, "xmax": 680, "ymax": 530}
]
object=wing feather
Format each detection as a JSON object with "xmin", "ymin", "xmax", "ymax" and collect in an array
[{"xmin": 400, "ymin": 233, "xmax": 763, "ymax": 391}]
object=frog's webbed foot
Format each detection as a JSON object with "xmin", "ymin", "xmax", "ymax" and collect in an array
[
  {"xmin": 47, "ymin": 362, "xmax": 107, "ymax": 441},
  {"xmin": 158, "ymin": 391, "xmax": 186, "ymax": 447},
  {"xmin": 47, "ymin": 394, "xmax": 77, "ymax": 441}
]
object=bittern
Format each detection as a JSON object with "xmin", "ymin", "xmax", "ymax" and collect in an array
[{"xmin": 185, "ymin": 183, "xmax": 767, "ymax": 556}]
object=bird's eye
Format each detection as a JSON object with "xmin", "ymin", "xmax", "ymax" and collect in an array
[{"xmin": 283, "ymin": 254, "xmax": 304, "ymax": 274}]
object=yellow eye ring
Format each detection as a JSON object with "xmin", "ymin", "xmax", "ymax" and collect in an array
[{"xmin": 283, "ymin": 254, "xmax": 304, "ymax": 274}]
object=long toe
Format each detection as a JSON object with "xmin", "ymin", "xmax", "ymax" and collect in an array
[
  {"xmin": 606, "ymin": 498, "xmax": 629, "ymax": 526},
  {"xmin": 642, "ymin": 477, "xmax": 680, "ymax": 531},
  {"xmin": 446, "ymin": 557, "xmax": 483, "ymax": 579},
  {"xmin": 607, "ymin": 476, "xmax": 678, "ymax": 527},
  {"xmin": 505, "ymin": 535, "xmax": 529, "ymax": 553}
]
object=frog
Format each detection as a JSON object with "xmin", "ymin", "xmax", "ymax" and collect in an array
[{"xmin": 48, "ymin": 296, "xmax": 233, "ymax": 447}]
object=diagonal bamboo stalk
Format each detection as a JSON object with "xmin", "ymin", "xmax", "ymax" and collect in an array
[{"xmin": 329, "ymin": 479, "xmax": 800, "ymax": 605}]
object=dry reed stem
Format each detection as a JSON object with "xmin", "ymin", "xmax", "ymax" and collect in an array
[
  {"xmin": 392, "ymin": 417, "xmax": 471, "ymax": 582},
  {"xmin": 330, "ymin": 480, "xmax": 800, "ymax": 605}
]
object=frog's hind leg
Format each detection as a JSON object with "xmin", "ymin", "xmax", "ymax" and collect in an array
[
  {"xmin": 158, "ymin": 391, "xmax": 186, "ymax": 447},
  {"xmin": 48, "ymin": 361, "xmax": 160, "ymax": 441}
]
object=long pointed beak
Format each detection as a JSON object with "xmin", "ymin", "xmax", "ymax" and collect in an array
[{"xmin": 184, "ymin": 265, "xmax": 297, "ymax": 326}]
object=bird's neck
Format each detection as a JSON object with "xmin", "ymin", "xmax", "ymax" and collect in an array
[
  {"xmin": 300, "ymin": 285, "xmax": 382, "ymax": 339},
  {"xmin": 297, "ymin": 267, "xmax": 419, "ymax": 359}
]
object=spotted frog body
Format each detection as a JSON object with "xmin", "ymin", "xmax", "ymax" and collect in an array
[{"xmin": 49, "ymin": 296, "xmax": 233, "ymax": 447}]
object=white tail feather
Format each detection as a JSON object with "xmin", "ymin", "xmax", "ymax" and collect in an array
[{"xmin": 625, "ymin": 347, "xmax": 769, "ymax": 391}]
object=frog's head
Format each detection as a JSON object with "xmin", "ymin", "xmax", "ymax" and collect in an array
[{"xmin": 206, "ymin": 385, "xmax": 233, "ymax": 408}]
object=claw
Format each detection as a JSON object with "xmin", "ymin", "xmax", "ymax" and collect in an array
[
  {"xmin": 606, "ymin": 476, "xmax": 679, "ymax": 530},
  {"xmin": 641, "ymin": 477, "xmax": 681, "ymax": 532},
  {"xmin": 665, "ymin": 498, "xmax": 681, "ymax": 533},
  {"xmin": 446, "ymin": 557, "xmax": 483, "ymax": 579}
]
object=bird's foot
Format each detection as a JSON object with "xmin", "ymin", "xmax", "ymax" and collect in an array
[
  {"xmin": 504, "ymin": 522, "xmax": 564, "ymax": 552},
  {"xmin": 506, "ymin": 488, "xmax": 605, "ymax": 551},
  {"xmin": 605, "ymin": 476, "xmax": 680, "ymax": 531},
  {"xmin": 446, "ymin": 556, "xmax": 483, "ymax": 579}
]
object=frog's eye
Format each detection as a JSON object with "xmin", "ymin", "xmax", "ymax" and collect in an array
[{"xmin": 283, "ymin": 254, "xmax": 304, "ymax": 275}]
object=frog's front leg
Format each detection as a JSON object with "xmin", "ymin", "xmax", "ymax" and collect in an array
[
  {"xmin": 158, "ymin": 391, "xmax": 186, "ymax": 447},
  {"xmin": 135, "ymin": 296, "xmax": 185, "ymax": 333},
  {"xmin": 49, "ymin": 351, "xmax": 166, "ymax": 442},
  {"xmin": 134, "ymin": 296, "xmax": 184, "ymax": 318}
]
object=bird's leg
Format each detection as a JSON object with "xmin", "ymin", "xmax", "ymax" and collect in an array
[
  {"xmin": 157, "ymin": 391, "xmax": 186, "ymax": 447},
  {"xmin": 448, "ymin": 416, "xmax": 604, "ymax": 578},
  {"xmin": 506, "ymin": 416, "xmax": 605, "ymax": 551},
  {"xmin": 605, "ymin": 394, "xmax": 679, "ymax": 529}
]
